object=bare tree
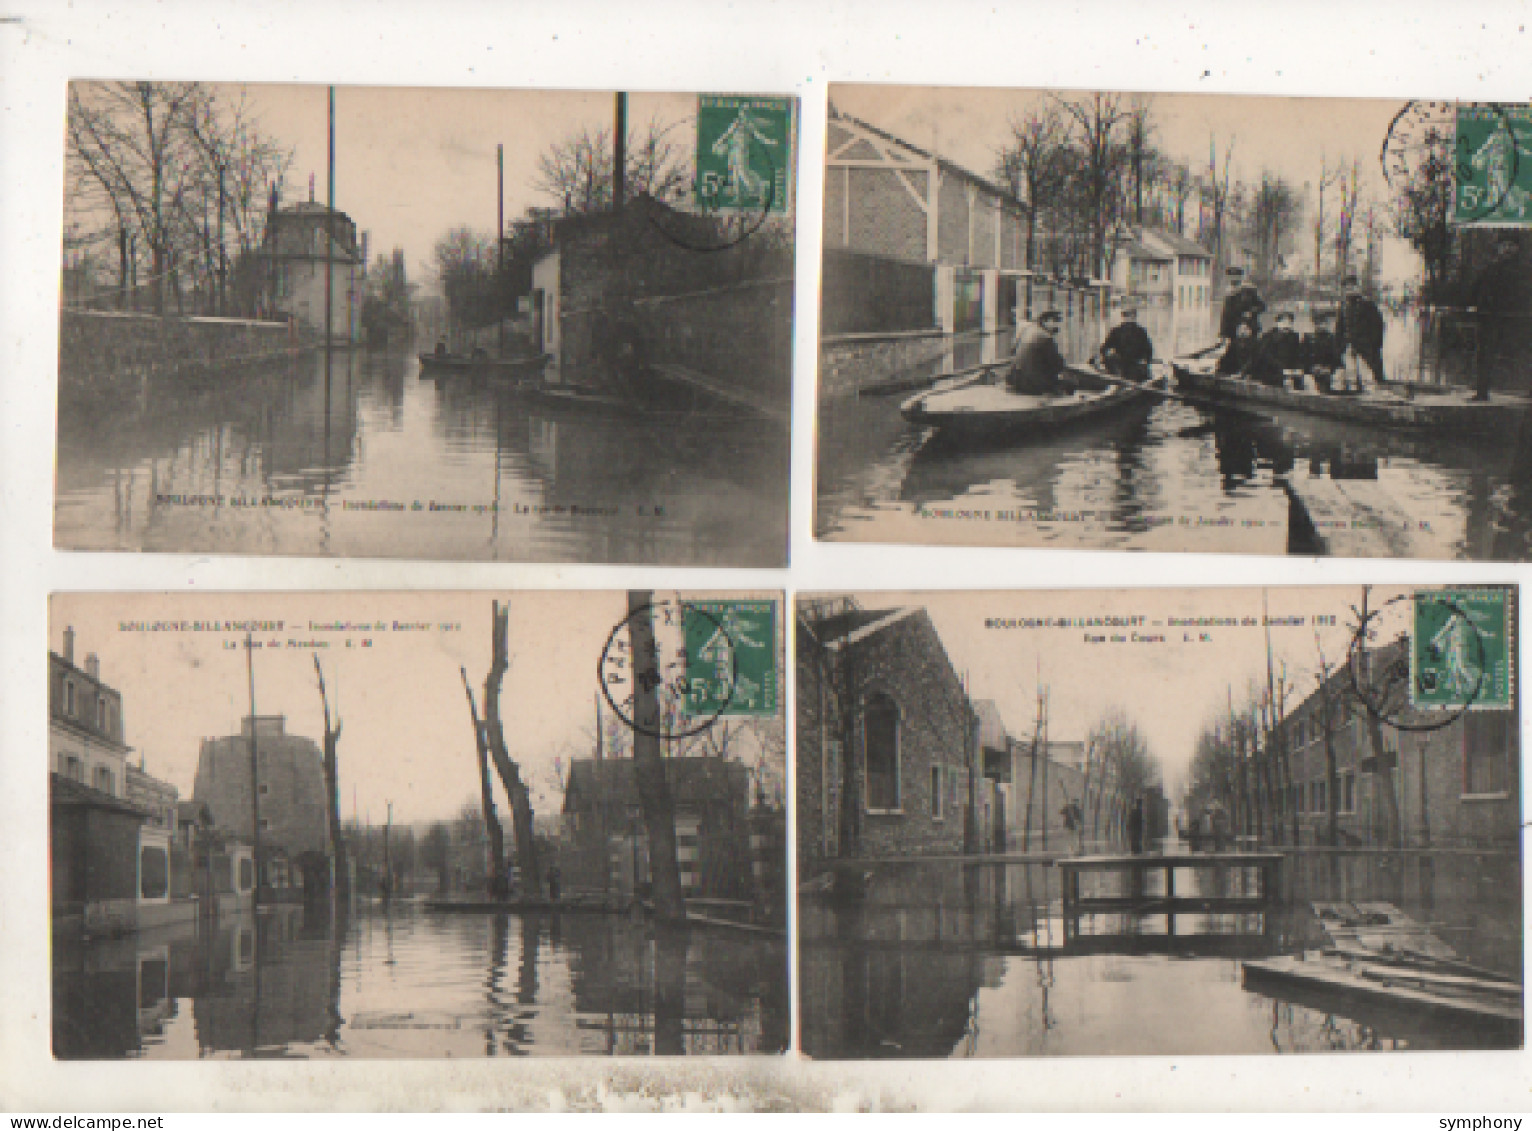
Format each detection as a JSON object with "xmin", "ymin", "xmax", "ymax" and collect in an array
[
  {"xmin": 1203, "ymin": 133, "xmax": 1238, "ymax": 279},
  {"xmin": 996, "ymin": 102, "xmax": 1070, "ymax": 269},
  {"xmin": 1249, "ymin": 173, "xmax": 1301, "ymax": 284},
  {"xmin": 535, "ymin": 120, "xmax": 689, "ymax": 215},
  {"xmin": 1054, "ymin": 93, "xmax": 1132, "ymax": 278},
  {"xmin": 481, "ymin": 601, "xmax": 542, "ymax": 896},
  {"xmin": 1390, "ymin": 128, "xmax": 1457, "ymax": 301}
]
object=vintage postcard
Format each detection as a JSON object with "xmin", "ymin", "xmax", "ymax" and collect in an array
[
  {"xmin": 47, "ymin": 590, "xmax": 787, "ymax": 1058},
  {"xmin": 815, "ymin": 86, "xmax": 1532, "ymax": 560},
  {"xmin": 796, "ymin": 586, "xmax": 1521, "ymax": 1057},
  {"xmin": 55, "ymin": 83, "xmax": 795, "ymax": 566}
]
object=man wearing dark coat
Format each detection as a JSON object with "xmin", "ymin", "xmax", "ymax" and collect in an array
[
  {"xmin": 1007, "ymin": 310, "xmax": 1071, "ymax": 396},
  {"xmin": 1100, "ymin": 306, "xmax": 1155, "ymax": 381},
  {"xmin": 1336, "ymin": 275, "xmax": 1387, "ymax": 386},
  {"xmin": 1218, "ymin": 277, "xmax": 1266, "ymax": 341},
  {"xmin": 1302, "ymin": 308, "xmax": 1345, "ymax": 393},
  {"xmin": 1251, "ymin": 311, "xmax": 1302, "ymax": 387},
  {"xmin": 1217, "ymin": 317, "xmax": 1259, "ymax": 376}
]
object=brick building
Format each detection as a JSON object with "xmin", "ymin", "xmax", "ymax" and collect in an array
[
  {"xmin": 1276, "ymin": 644, "xmax": 1520, "ymax": 849},
  {"xmin": 560, "ymin": 757, "xmax": 756, "ymax": 901},
  {"xmin": 193, "ymin": 715, "xmax": 331, "ymax": 895},
  {"xmin": 796, "ymin": 601, "xmax": 975, "ymax": 874}
]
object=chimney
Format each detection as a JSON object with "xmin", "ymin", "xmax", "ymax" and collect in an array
[
  {"xmin": 85, "ymin": 653, "xmax": 100, "ymax": 681},
  {"xmin": 62, "ymin": 626, "xmax": 75, "ymax": 665}
]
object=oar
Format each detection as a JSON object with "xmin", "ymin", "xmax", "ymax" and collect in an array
[{"xmin": 1069, "ymin": 359, "xmax": 1219, "ymax": 409}]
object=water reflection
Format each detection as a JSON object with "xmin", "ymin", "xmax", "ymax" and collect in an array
[
  {"xmin": 800, "ymin": 851, "xmax": 1520, "ymax": 1058},
  {"xmin": 818, "ymin": 308, "xmax": 1532, "ymax": 559},
  {"xmin": 53, "ymin": 903, "xmax": 787, "ymax": 1059},
  {"xmin": 55, "ymin": 348, "xmax": 789, "ymax": 566}
]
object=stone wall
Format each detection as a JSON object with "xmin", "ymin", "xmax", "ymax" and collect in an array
[
  {"xmin": 193, "ymin": 718, "xmax": 329, "ymax": 861},
  {"xmin": 58, "ymin": 310, "xmax": 300, "ymax": 397}
]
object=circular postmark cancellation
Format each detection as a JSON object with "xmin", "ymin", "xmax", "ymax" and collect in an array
[
  {"xmin": 597, "ymin": 596, "xmax": 739, "ymax": 739},
  {"xmin": 1346, "ymin": 588, "xmax": 1514, "ymax": 733},
  {"xmin": 1382, "ymin": 100, "xmax": 1522, "ymax": 224},
  {"xmin": 645, "ymin": 97, "xmax": 792, "ymax": 254}
]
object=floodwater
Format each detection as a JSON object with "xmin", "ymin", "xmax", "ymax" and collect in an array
[
  {"xmin": 54, "ymin": 902, "xmax": 787, "ymax": 1059},
  {"xmin": 799, "ymin": 849, "xmax": 1521, "ymax": 1058},
  {"xmin": 817, "ymin": 308, "xmax": 1532, "ymax": 560},
  {"xmin": 55, "ymin": 348, "xmax": 790, "ymax": 566}
]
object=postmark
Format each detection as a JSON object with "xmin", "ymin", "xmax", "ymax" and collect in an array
[
  {"xmin": 1380, "ymin": 101, "xmax": 1528, "ymax": 226},
  {"xmin": 597, "ymin": 596, "xmax": 746, "ymax": 738}
]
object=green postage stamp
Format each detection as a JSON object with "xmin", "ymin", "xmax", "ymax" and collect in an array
[
  {"xmin": 695, "ymin": 95, "xmax": 794, "ymax": 214},
  {"xmin": 1453, "ymin": 104, "xmax": 1532, "ymax": 226},
  {"xmin": 1411, "ymin": 587, "xmax": 1515, "ymax": 710},
  {"xmin": 685, "ymin": 599, "xmax": 778, "ymax": 717}
]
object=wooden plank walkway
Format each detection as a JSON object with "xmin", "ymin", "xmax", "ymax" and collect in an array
[{"xmin": 1058, "ymin": 852, "xmax": 1283, "ymax": 916}]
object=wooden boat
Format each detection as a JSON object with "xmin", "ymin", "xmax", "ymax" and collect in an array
[
  {"xmin": 1173, "ymin": 348, "xmax": 1529, "ymax": 439},
  {"xmin": 417, "ymin": 351, "xmax": 550, "ymax": 383},
  {"xmin": 900, "ymin": 362, "xmax": 1168, "ymax": 442}
]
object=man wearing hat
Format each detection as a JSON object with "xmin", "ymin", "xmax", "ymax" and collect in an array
[
  {"xmin": 1099, "ymin": 305, "xmax": 1155, "ymax": 382},
  {"xmin": 1302, "ymin": 308, "xmax": 1345, "ymax": 394},
  {"xmin": 1218, "ymin": 270, "xmax": 1266, "ymax": 343},
  {"xmin": 1336, "ymin": 274, "xmax": 1386, "ymax": 387},
  {"xmin": 1252, "ymin": 310, "xmax": 1302, "ymax": 387},
  {"xmin": 1006, "ymin": 309, "xmax": 1072, "ymax": 396}
]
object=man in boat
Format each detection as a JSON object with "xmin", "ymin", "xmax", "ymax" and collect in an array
[
  {"xmin": 1336, "ymin": 274, "xmax": 1387, "ymax": 388},
  {"xmin": 1251, "ymin": 311, "xmax": 1302, "ymax": 387},
  {"xmin": 1099, "ymin": 306, "xmax": 1155, "ymax": 382},
  {"xmin": 1470, "ymin": 234, "xmax": 1529, "ymax": 402},
  {"xmin": 1006, "ymin": 309, "xmax": 1073, "ymax": 396},
  {"xmin": 1302, "ymin": 308, "xmax": 1345, "ymax": 394},
  {"xmin": 1218, "ymin": 273, "xmax": 1266, "ymax": 342},
  {"xmin": 1216, "ymin": 316, "xmax": 1259, "ymax": 376}
]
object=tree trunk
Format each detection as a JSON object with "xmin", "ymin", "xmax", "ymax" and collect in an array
[
  {"xmin": 460, "ymin": 667, "xmax": 506, "ymax": 892},
  {"xmin": 627, "ymin": 591, "xmax": 686, "ymax": 921},
  {"xmin": 483, "ymin": 600, "xmax": 541, "ymax": 895},
  {"xmin": 1364, "ymin": 710, "xmax": 1401, "ymax": 846}
]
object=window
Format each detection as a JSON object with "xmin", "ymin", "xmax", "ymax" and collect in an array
[
  {"xmin": 1313, "ymin": 780, "xmax": 1327, "ymax": 814},
  {"xmin": 97, "ymin": 695, "xmax": 106, "ymax": 729},
  {"xmin": 1464, "ymin": 711, "xmax": 1513, "ymax": 796},
  {"xmin": 259, "ymin": 783, "xmax": 270, "ymax": 796},
  {"xmin": 64, "ymin": 755, "xmax": 84, "ymax": 783},
  {"xmin": 930, "ymin": 765, "xmax": 944, "ymax": 819},
  {"xmin": 237, "ymin": 858, "xmax": 254, "ymax": 893},
  {"xmin": 64, "ymin": 681, "xmax": 75, "ymax": 717},
  {"xmin": 94, "ymin": 766, "xmax": 114, "ymax": 794},
  {"xmin": 1343, "ymin": 772, "xmax": 1356, "ymax": 814},
  {"xmin": 259, "ymin": 818, "xmax": 271, "ymax": 832},
  {"xmin": 863, "ymin": 693, "xmax": 900, "ymax": 812}
]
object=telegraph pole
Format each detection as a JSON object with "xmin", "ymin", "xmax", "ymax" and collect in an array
[
  {"xmin": 613, "ymin": 93, "xmax": 628, "ymax": 210},
  {"xmin": 497, "ymin": 142, "xmax": 505, "ymax": 356}
]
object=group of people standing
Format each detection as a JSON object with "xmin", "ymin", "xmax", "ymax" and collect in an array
[{"xmin": 1214, "ymin": 272, "xmax": 1387, "ymax": 395}]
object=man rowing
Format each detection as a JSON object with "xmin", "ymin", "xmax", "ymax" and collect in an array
[
  {"xmin": 1100, "ymin": 305, "xmax": 1155, "ymax": 382},
  {"xmin": 1006, "ymin": 309, "xmax": 1074, "ymax": 396}
]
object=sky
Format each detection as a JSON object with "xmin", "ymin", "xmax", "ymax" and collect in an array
[
  {"xmin": 232, "ymin": 84, "xmax": 701, "ymax": 289},
  {"xmin": 884, "ymin": 585, "xmax": 1422, "ymax": 802},
  {"xmin": 52, "ymin": 590, "xmax": 781, "ymax": 827},
  {"xmin": 831, "ymin": 84, "xmax": 1407, "ymax": 202}
]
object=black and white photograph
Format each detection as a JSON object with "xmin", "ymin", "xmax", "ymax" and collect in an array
[
  {"xmin": 816, "ymin": 87, "xmax": 1532, "ymax": 560},
  {"xmin": 56, "ymin": 83, "xmax": 795, "ymax": 566},
  {"xmin": 48, "ymin": 590, "xmax": 788, "ymax": 1058},
  {"xmin": 796, "ymin": 587, "xmax": 1521, "ymax": 1057}
]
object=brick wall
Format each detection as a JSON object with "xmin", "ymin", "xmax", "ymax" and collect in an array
[
  {"xmin": 59, "ymin": 310, "xmax": 298, "ymax": 398},
  {"xmin": 821, "ymin": 249, "xmax": 936, "ymax": 337},
  {"xmin": 797, "ymin": 610, "xmax": 970, "ymax": 873},
  {"xmin": 846, "ymin": 166, "xmax": 929, "ymax": 264},
  {"xmin": 936, "ymin": 173, "xmax": 971, "ymax": 265}
]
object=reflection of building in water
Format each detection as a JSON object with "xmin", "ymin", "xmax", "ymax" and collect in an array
[
  {"xmin": 192, "ymin": 905, "xmax": 336, "ymax": 1054},
  {"xmin": 194, "ymin": 716, "xmax": 331, "ymax": 900},
  {"xmin": 559, "ymin": 915, "xmax": 784, "ymax": 1055},
  {"xmin": 561, "ymin": 759, "xmax": 754, "ymax": 901}
]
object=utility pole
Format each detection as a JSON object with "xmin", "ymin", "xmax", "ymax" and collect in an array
[
  {"xmin": 613, "ymin": 93, "xmax": 628, "ymax": 211},
  {"xmin": 497, "ymin": 143, "xmax": 505, "ymax": 357},
  {"xmin": 245, "ymin": 633, "xmax": 261, "ymax": 904}
]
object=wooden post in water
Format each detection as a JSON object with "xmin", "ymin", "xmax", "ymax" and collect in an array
[
  {"xmin": 483, "ymin": 600, "xmax": 542, "ymax": 896},
  {"xmin": 314, "ymin": 655, "xmax": 348, "ymax": 901},
  {"xmin": 461, "ymin": 666, "xmax": 506, "ymax": 893}
]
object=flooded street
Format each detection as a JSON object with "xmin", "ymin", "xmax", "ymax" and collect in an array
[
  {"xmin": 799, "ymin": 850, "xmax": 1521, "ymax": 1058},
  {"xmin": 817, "ymin": 309, "xmax": 1532, "ymax": 559},
  {"xmin": 55, "ymin": 348, "xmax": 789, "ymax": 566},
  {"xmin": 54, "ymin": 903, "xmax": 787, "ymax": 1059}
]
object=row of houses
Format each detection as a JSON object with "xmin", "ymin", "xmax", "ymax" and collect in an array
[
  {"xmin": 1263, "ymin": 643, "xmax": 1519, "ymax": 850},
  {"xmin": 49, "ymin": 629, "xmax": 340, "ymax": 937},
  {"xmin": 794, "ymin": 600, "xmax": 1138, "ymax": 876}
]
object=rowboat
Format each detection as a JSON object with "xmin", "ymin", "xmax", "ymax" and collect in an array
[
  {"xmin": 900, "ymin": 362, "xmax": 1169, "ymax": 442},
  {"xmin": 417, "ymin": 351, "xmax": 550, "ymax": 384},
  {"xmin": 1173, "ymin": 349, "xmax": 1529, "ymax": 439}
]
